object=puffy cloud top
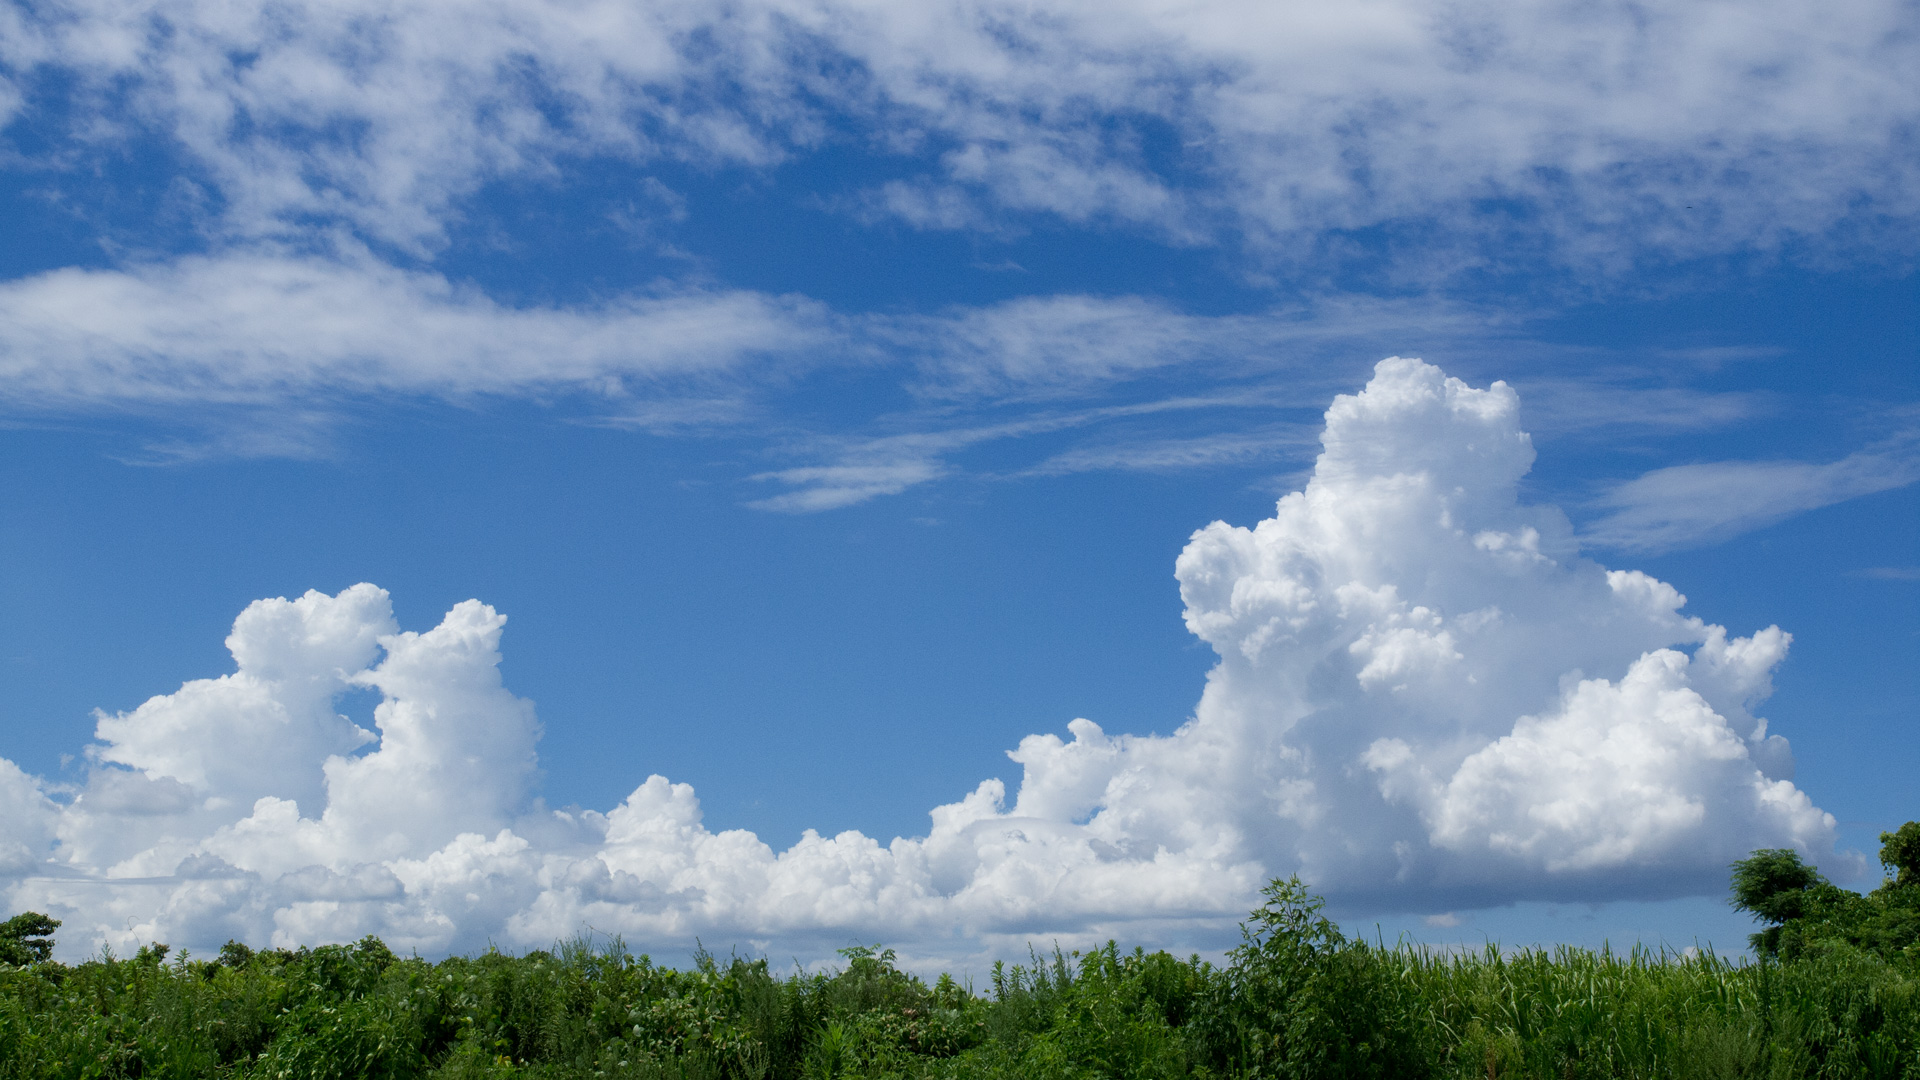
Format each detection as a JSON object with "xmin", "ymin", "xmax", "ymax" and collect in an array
[{"xmin": 0, "ymin": 359, "xmax": 1841, "ymax": 961}]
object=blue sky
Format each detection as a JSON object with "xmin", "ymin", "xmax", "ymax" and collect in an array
[{"xmin": 0, "ymin": 0, "xmax": 1914, "ymax": 963}]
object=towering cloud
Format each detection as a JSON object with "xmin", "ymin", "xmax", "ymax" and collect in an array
[{"xmin": 0, "ymin": 360, "xmax": 1841, "ymax": 961}]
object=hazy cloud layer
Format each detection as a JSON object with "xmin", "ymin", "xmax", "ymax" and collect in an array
[
  {"xmin": 4, "ymin": 0, "xmax": 1915, "ymax": 267},
  {"xmin": 0, "ymin": 360, "xmax": 1845, "ymax": 963}
]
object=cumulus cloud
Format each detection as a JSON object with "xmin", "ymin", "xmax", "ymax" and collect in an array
[
  {"xmin": 4, "ymin": 0, "xmax": 1915, "ymax": 267},
  {"xmin": 0, "ymin": 359, "xmax": 1844, "ymax": 962}
]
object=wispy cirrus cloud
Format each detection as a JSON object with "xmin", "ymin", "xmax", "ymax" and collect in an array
[
  {"xmin": 0, "ymin": 253, "xmax": 1445, "ymax": 420},
  {"xmin": 3, "ymin": 0, "xmax": 1913, "ymax": 536},
  {"xmin": 0, "ymin": 252, "xmax": 830, "ymax": 411},
  {"xmin": 743, "ymin": 390, "xmax": 1320, "ymax": 510},
  {"xmin": 1022, "ymin": 426, "xmax": 1319, "ymax": 477},
  {"xmin": 4, "ymin": 0, "xmax": 1915, "ymax": 271},
  {"xmin": 0, "ymin": 250, "xmax": 1456, "ymax": 474},
  {"xmin": 1512, "ymin": 379, "xmax": 1777, "ymax": 439},
  {"xmin": 885, "ymin": 294, "xmax": 1493, "ymax": 400},
  {"xmin": 1581, "ymin": 436, "xmax": 1920, "ymax": 553},
  {"xmin": 5, "ymin": 248, "xmax": 1886, "ymax": 527}
]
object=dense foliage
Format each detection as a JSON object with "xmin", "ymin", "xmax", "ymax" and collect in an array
[
  {"xmin": 2, "ymin": 829, "xmax": 1917, "ymax": 1079},
  {"xmin": 1731, "ymin": 823, "xmax": 1920, "ymax": 962},
  {"xmin": 0, "ymin": 916, "xmax": 58, "ymax": 969}
]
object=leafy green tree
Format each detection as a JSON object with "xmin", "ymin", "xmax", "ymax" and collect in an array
[
  {"xmin": 0, "ymin": 911, "xmax": 59, "ymax": 966},
  {"xmin": 1881, "ymin": 821, "xmax": 1920, "ymax": 888},
  {"xmin": 1731, "ymin": 822, "xmax": 1920, "ymax": 960},
  {"xmin": 1862, "ymin": 822, "xmax": 1920, "ymax": 959},
  {"xmin": 217, "ymin": 938, "xmax": 256, "ymax": 969},
  {"xmin": 1730, "ymin": 848, "xmax": 1828, "ymax": 924}
]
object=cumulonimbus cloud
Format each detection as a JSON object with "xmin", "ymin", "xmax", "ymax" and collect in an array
[{"xmin": 0, "ymin": 359, "xmax": 1844, "ymax": 962}]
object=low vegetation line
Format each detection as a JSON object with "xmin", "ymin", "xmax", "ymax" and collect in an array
[{"xmin": 1, "ymin": 824, "xmax": 1915, "ymax": 1079}]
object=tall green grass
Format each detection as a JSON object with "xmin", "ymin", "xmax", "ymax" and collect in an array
[{"xmin": 2, "ymin": 894, "xmax": 1915, "ymax": 1078}]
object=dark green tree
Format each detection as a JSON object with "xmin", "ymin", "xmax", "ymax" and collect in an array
[
  {"xmin": 1731, "ymin": 822, "xmax": 1920, "ymax": 960},
  {"xmin": 1729, "ymin": 847, "xmax": 1864, "ymax": 957},
  {"xmin": 217, "ymin": 939, "xmax": 256, "ymax": 969},
  {"xmin": 1881, "ymin": 821, "xmax": 1920, "ymax": 888},
  {"xmin": 1862, "ymin": 822, "xmax": 1920, "ymax": 958},
  {"xmin": 1730, "ymin": 848, "xmax": 1827, "ymax": 924},
  {"xmin": 0, "ymin": 911, "xmax": 59, "ymax": 966}
]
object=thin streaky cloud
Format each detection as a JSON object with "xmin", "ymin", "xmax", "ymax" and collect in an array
[
  {"xmin": 0, "ymin": 247, "xmax": 1908, "ymax": 557},
  {"xmin": 1513, "ymin": 381, "xmax": 1775, "ymax": 437},
  {"xmin": 0, "ymin": 252, "xmax": 1466, "ymax": 421},
  {"xmin": 0, "ymin": 253, "xmax": 831, "ymax": 409},
  {"xmin": 889, "ymin": 293, "xmax": 1502, "ymax": 401},
  {"xmin": 745, "ymin": 392, "xmax": 1326, "ymax": 510},
  {"xmin": 746, "ymin": 462, "xmax": 948, "ymax": 513},
  {"xmin": 1580, "ymin": 437, "xmax": 1920, "ymax": 553},
  {"xmin": 1023, "ymin": 426, "xmax": 1320, "ymax": 477}
]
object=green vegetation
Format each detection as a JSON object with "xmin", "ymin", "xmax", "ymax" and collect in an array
[
  {"xmin": 1731, "ymin": 823, "xmax": 1920, "ymax": 962},
  {"xmin": 0, "ymin": 915, "xmax": 58, "ymax": 969},
  {"xmin": 1, "ymin": 826, "xmax": 1916, "ymax": 1079}
]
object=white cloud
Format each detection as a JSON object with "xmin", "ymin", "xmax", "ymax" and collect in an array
[
  {"xmin": 1513, "ymin": 380, "xmax": 1774, "ymax": 438},
  {"xmin": 741, "ymin": 391, "xmax": 1320, "ymax": 509},
  {"xmin": 894, "ymin": 296, "xmax": 1284, "ymax": 399},
  {"xmin": 5, "ymin": 0, "xmax": 1914, "ymax": 267},
  {"xmin": 0, "ymin": 253, "xmax": 1445, "ymax": 425},
  {"xmin": 0, "ymin": 257, "xmax": 1456, "ymax": 422},
  {"xmin": 747, "ymin": 461, "xmax": 947, "ymax": 512},
  {"xmin": 1023, "ymin": 426, "xmax": 1318, "ymax": 476},
  {"xmin": 1582, "ymin": 437, "xmax": 1920, "ymax": 552},
  {"xmin": 0, "ymin": 250, "xmax": 1475, "ymax": 480},
  {"xmin": 0, "ymin": 247, "xmax": 1872, "ymax": 528},
  {"xmin": 0, "ymin": 252, "xmax": 829, "ymax": 412},
  {"xmin": 0, "ymin": 358, "xmax": 1846, "ymax": 962}
]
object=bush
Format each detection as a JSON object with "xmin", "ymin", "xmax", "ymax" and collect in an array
[{"xmin": 1195, "ymin": 877, "xmax": 1429, "ymax": 1079}]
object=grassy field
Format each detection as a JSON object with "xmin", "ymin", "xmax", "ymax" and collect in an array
[{"xmin": 2, "ymin": 878, "xmax": 1916, "ymax": 1079}]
